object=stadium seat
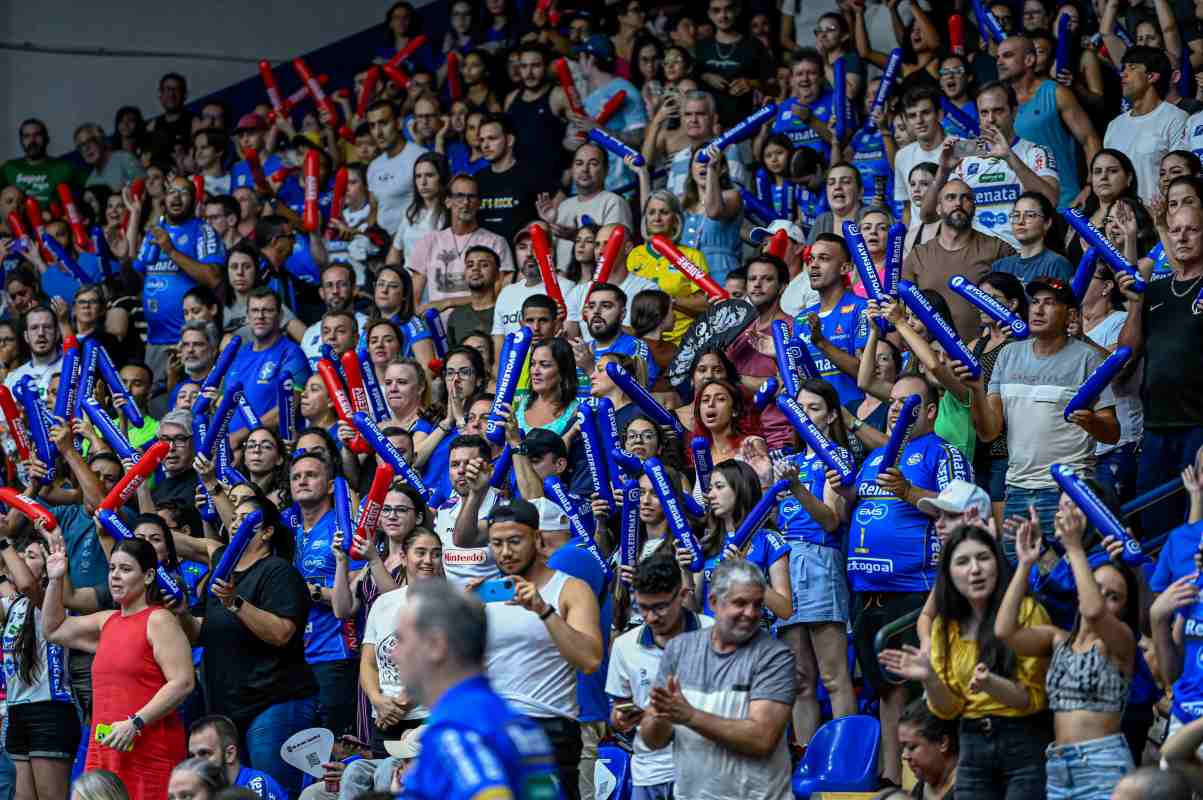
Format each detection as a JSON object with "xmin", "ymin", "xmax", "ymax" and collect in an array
[{"xmin": 792, "ymin": 715, "xmax": 881, "ymax": 799}]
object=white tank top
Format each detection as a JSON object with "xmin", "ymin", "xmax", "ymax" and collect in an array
[{"xmin": 484, "ymin": 570, "xmax": 577, "ymax": 720}]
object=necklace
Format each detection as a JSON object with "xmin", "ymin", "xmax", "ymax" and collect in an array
[
  {"xmin": 714, "ymin": 35, "xmax": 739, "ymax": 60},
  {"xmin": 1170, "ymin": 273, "xmax": 1203, "ymax": 298}
]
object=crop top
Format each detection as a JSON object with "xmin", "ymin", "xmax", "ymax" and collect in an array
[{"xmin": 1047, "ymin": 639, "xmax": 1129, "ymax": 714}]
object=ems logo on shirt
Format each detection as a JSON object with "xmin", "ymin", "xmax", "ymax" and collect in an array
[
  {"xmin": 855, "ymin": 504, "xmax": 888, "ymax": 523},
  {"xmin": 178, "ymin": 234, "xmax": 189, "ymax": 245}
]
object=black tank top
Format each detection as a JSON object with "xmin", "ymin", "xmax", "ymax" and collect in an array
[{"xmin": 509, "ymin": 88, "xmax": 568, "ymax": 169}]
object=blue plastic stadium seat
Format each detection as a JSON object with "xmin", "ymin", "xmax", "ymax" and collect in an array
[{"xmin": 792, "ymin": 715, "xmax": 881, "ymax": 799}]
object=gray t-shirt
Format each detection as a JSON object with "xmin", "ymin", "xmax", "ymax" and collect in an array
[
  {"xmin": 992, "ymin": 250, "xmax": 1074, "ymax": 284},
  {"xmin": 655, "ymin": 628, "xmax": 795, "ymax": 800},
  {"xmin": 988, "ymin": 338, "xmax": 1116, "ymax": 489}
]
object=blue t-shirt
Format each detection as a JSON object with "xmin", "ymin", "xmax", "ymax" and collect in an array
[
  {"xmin": 1173, "ymin": 600, "xmax": 1203, "ymax": 723},
  {"xmin": 848, "ymin": 432, "xmax": 972, "ymax": 593},
  {"xmin": 391, "ymin": 314, "xmax": 432, "ymax": 358},
  {"xmin": 1150, "ymin": 521, "xmax": 1203, "ymax": 593},
  {"xmin": 584, "ymin": 79, "xmax": 647, "ymax": 192},
  {"xmin": 49, "ymin": 504, "xmax": 107, "ymax": 590},
  {"xmin": 773, "ymin": 93, "xmax": 835, "ymax": 161},
  {"xmin": 697, "ymin": 530, "xmax": 790, "ymax": 617},
  {"xmin": 447, "ymin": 142, "xmax": 489, "ymax": 177},
  {"xmin": 419, "ymin": 421, "xmax": 454, "ymax": 508},
  {"xmin": 777, "ymin": 449, "xmax": 849, "ymax": 549},
  {"xmin": 796, "ymin": 185, "xmax": 827, "ymax": 238},
  {"xmin": 236, "ymin": 766, "xmax": 287, "ymax": 800},
  {"xmin": 133, "ymin": 218, "xmax": 225, "ymax": 344},
  {"xmin": 941, "ymin": 99, "xmax": 980, "ymax": 140},
  {"xmin": 179, "ymin": 558, "xmax": 208, "ymax": 603},
  {"xmin": 850, "ymin": 125, "xmax": 894, "ymax": 213},
  {"xmin": 230, "ymin": 153, "xmax": 284, "ymax": 191},
  {"xmin": 226, "ymin": 335, "xmax": 312, "ymax": 432},
  {"xmin": 400, "ymin": 674, "xmax": 562, "ymax": 800},
  {"xmin": 548, "ymin": 540, "xmax": 613, "ymax": 725},
  {"xmin": 592, "ymin": 334, "xmax": 658, "ymax": 387},
  {"xmin": 41, "ymin": 251, "xmax": 103, "ymax": 306},
  {"xmin": 794, "ymin": 291, "xmax": 869, "ymax": 406},
  {"xmin": 292, "ymin": 509, "xmax": 365, "ymax": 663}
]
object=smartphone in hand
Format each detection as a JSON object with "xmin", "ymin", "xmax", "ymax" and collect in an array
[{"xmin": 475, "ymin": 577, "xmax": 516, "ymax": 603}]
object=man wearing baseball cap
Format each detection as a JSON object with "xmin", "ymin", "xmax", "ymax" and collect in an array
[
  {"xmin": 957, "ymin": 275, "xmax": 1120, "ymax": 549},
  {"xmin": 917, "ymin": 479, "xmax": 993, "ymax": 543},
  {"xmin": 572, "ymin": 34, "xmax": 646, "ymax": 193},
  {"xmin": 230, "ymin": 113, "xmax": 284, "ymax": 192}
]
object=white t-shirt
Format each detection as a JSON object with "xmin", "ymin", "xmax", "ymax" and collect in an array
[
  {"xmin": 780, "ymin": 272, "xmax": 820, "ymax": 318},
  {"xmin": 553, "ymin": 192, "xmax": 634, "ymax": 268},
  {"xmin": 1085, "ymin": 311, "xmax": 1143, "ymax": 453},
  {"xmin": 893, "ymin": 139, "xmax": 944, "ymax": 217},
  {"xmin": 362, "ymin": 585, "xmax": 429, "ymax": 720},
  {"xmin": 605, "ymin": 613, "xmax": 714, "ymax": 787},
  {"xmin": 368, "ymin": 143, "xmax": 428, "ymax": 236},
  {"xmin": 1187, "ymin": 110, "xmax": 1203, "ymax": 161},
  {"xmin": 953, "ymin": 138, "xmax": 1059, "ymax": 249},
  {"xmin": 491, "ymin": 277, "xmax": 578, "ymax": 337},
  {"xmin": 432, "ymin": 488, "xmax": 500, "ymax": 587},
  {"xmin": 565, "ymin": 272, "xmax": 657, "ymax": 343},
  {"xmin": 1, "ymin": 596, "xmax": 70, "ymax": 705},
  {"xmin": 1104, "ymin": 101, "xmax": 1188, "ymax": 206},
  {"xmin": 301, "ymin": 311, "xmax": 370, "ymax": 370}
]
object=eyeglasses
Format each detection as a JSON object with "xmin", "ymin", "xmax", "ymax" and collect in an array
[
  {"xmin": 639, "ymin": 588, "xmax": 681, "ymax": 618},
  {"xmin": 381, "ymin": 505, "xmax": 415, "ymax": 517},
  {"xmin": 159, "ymin": 434, "xmax": 192, "ymax": 447},
  {"xmin": 244, "ymin": 440, "xmax": 277, "ymax": 451},
  {"xmin": 448, "ymin": 192, "xmax": 479, "ymax": 202},
  {"xmin": 813, "ymin": 26, "xmax": 840, "ymax": 35},
  {"xmin": 75, "ymin": 298, "xmax": 100, "ymax": 307},
  {"xmin": 1008, "ymin": 210, "xmax": 1045, "ymax": 221},
  {"xmin": 165, "ymin": 187, "xmax": 192, "ymax": 197},
  {"xmin": 445, "ymin": 367, "xmax": 476, "ymax": 379},
  {"xmin": 939, "ymin": 67, "xmax": 966, "ymax": 77},
  {"xmin": 625, "ymin": 430, "xmax": 659, "ymax": 443}
]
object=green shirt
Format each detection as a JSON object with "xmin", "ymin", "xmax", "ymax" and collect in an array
[
  {"xmin": 0, "ymin": 158, "xmax": 79, "ymax": 205},
  {"xmin": 935, "ymin": 390, "xmax": 975, "ymax": 462},
  {"xmin": 81, "ymin": 412, "xmax": 159, "ymax": 458}
]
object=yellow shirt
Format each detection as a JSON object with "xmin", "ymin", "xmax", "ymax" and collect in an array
[
  {"xmin": 928, "ymin": 596, "xmax": 1051, "ymax": 720},
  {"xmin": 626, "ymin": 243, "xmax": 707, "ymax": 344}
]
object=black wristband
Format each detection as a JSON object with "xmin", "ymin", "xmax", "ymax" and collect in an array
[{"xmin": 538, "ymin": 606, "xmax": 555, "ymax": 621}]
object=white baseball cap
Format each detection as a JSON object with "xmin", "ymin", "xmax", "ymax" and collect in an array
[
  {"xmin": 532, "ymin": 497, "xmax": 571, "ymax": 532},
  {"xmin": 383, "ymin": 726, "xmax": 424, "ymax": 759},
  {"xmin": 916, "ymin": 479, "xmax": 991, "ymax": 518},
  {"xmin": 749, "ymin": 219, "xmax": 805, "ymax": 246}
]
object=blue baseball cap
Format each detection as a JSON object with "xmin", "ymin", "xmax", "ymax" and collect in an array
[{"xmin": 573, "ymin": 34, "xmax": 615, "ymax": 61}]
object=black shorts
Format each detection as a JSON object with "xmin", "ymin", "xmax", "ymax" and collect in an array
[
  {"xmin": 852, "ymin": 591, "xmax": 928, "ymax": 690},
  {"xmin": 6, "ymin": 701, "xmax": 81, "ymax": 760}
]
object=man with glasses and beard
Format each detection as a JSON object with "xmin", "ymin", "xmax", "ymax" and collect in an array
[
  {"xmin": 608, "ymin": 555, "xmax": 712, "ymax": 800},
  {"xmin": 3, "ymin": 304, "xmax": 61, "ymax": 398},
  {"xmin": 1, "ymin": 119, "xmax": 79, "ymax": 205},
  {"xmin": 131, "ymin": 176, "xmax": 225, "ymax": 379},
  {"xmin": 903, "ymin": 179, "xmax": 1014, "ymax": 341},
  {"xmin": 641, "ymin": 559, "xmax": 795, "ymax": 800}
]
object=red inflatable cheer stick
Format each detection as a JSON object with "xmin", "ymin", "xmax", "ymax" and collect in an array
[
  {"xmin": 326, "ymin": 167, "xmax": 348, "ymax": 240},
  {"xmin": 650, "ymin": 235, "xmax": 731, "ymax": 301},
  {"xmin": 354, "ymin": 463, "xmax": 395, "ymax": 557},
  {"xmin": 949, "ymin": 14, "xmax": 965, "ymax": 55},
  {"xmin": 244, "ymin": 147, "xmax": 269, "ymax": 193},
  {"xmin": 99, "ymin": 440, "xmax": 171, "ymax": 511},
  {"xmin": 258, "ymin": 60, "xmax": 287, "ymax": 117},
  {"xmin": 0, "ymin": 488, "xmax": 57, "ymax": 530},
  {"xmin": 385, "ymin": 34, "xmax": 428, "ymax": 70},
  {"xmin": 585, "ymin": 225, "xmax": 626, "ymax": 307},
  {"xmin": 6, "ymin": 212, "xmax": 28, "ymax": 241},
  {"xmin": 554, "ymin": 58, "xmax": 586, "ymax": 117},
  {"xmin": 529, "ymin": 225, "xmax": 566, "ymax": 316},
  {"xmin": 24, "ymin": 198, "xmax": 51, "ymax": 261},
  {"xmin": 316, "ymin": 360, "xmax": 370, "ymax": 455},
  {"xmin": 192, "ymin": 174, "xmax": 206, "ymax": 205},
  {"xmin": 57, "ymin": 184, "xmax": 92, "ymax": 252},
  {"xmin": 446, "ymin": 52, "xmax": 464, "ymax": 101},
  {"xmin": 381, "ymin": 64, "xmax": 410, "ymax": 91},
  {"xmin": 303, "ymin": 150, "xmax": 321, "ymax": 234},
  {"xmin": 293, "ymin": 58, "xmax": 339, "ymax": 127},
  {"xmin": 356, "ymin": 67, "xmax": 381, "ymax": 121},
  {"xmin": 767, "ymin": 229, "xmax": 790, "ymax": 260},
  {"xmin": 595, "ymin": 90, "xmax": 627, "ymax": 126},
  {"xmin": 0, "ymin": 386, "xmax": 31, "ymax": 461},
  {"xmin": 340, "ymin": 349, "xmax": 370, "ymax": 414}
]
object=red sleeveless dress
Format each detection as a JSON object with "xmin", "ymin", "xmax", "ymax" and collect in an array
[{"xmin": 85, "ymin": 607, "xmax": 186, "ymax": 800}]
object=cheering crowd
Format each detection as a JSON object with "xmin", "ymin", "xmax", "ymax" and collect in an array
[{"xmin": 4, "ymin": 0, "xmax": 1203, "ymax": 797}]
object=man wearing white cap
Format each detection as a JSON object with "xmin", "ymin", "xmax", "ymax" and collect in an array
[{"xmin": 916, "ymin": 479, "xmax": 993, "ymax": 543}]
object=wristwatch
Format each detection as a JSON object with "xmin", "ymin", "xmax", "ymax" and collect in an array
[
  {"xmin": 129, "ymin": 714, "xmax": 145, "ymax": 733},
  {"xmin": 231, "ymin": 595, "xmax": 245, "ymax": 613},
  {"xmin": 310, "ymin": 585, "xmax": 323, "ymax": 602}
]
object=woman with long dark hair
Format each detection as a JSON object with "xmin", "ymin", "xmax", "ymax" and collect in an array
[
  {"xmin": 0, "ymin": 530, "xmax": 79, "ymax": 800},
  {"xmin": 42, "ymin": 536, "xmax": 193, "ymax": 800},
  {"xmin": 371, "ymin": 270, "xmax": 436, "ymax": 370},
  {"xmin": 685, "ymin": 459, "xmax": 791, "ymax": 620},
  {"xmin": 689, "ymin": 379, "xmax": 764, "ymax": 475},
  {"xmin": 881, "ymin": 526, "xmax": 1052, "ymax": 799},
  {"xmin": 240, "ymin": 427, "xmax": 290, "ymax": 508},
  {"xmin": 518, "ymin": 338, "xmax": 579, "ymax": 435},
  {"xmin": 680, "ymin": 144, "xmax": 743, "ymax": 286},
  {"xmin": 386, "ymin": 152, "xmax": 450, "ymax": 266},
  {"xmin": 996, "ymin": 502, "xmax": 1139, "ymax": 798}
]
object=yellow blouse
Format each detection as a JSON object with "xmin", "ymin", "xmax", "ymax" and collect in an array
[
  {"xmin": 625, "ymin": 243, "xmax": 707, "ymax": 344},
  {"xmin": 928, "ymin": 596, "xmax": 1051, "ymax": 720}
]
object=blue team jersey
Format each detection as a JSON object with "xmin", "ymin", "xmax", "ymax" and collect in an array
[
  {"xmin": 236, "ymin": 766, "xmax": 287, "ymax": 800},
  {"xmin": 548, "ymin": 540, "xmax": 612, "ymax": 725},
  {"xmin": 592, "ymin": 334, "xmax": 657, "ymax": 386},
  {"xmin": 1173, "ymin": 599, "xmax": 1203, "ymax": 723},
  {"xmin": 231, "ymin": 153, "xmax": 284, "ymax": 190},
  {"xmin": 777, "ymin": 449, "xmax": 848, "ymax": 548},
  {"xmin": 849, "ymin": 126, "xmax": 893, "ymax": 212},
  {"xmin": 697, "ymin": 530, "xmax": 790, "ymax": 617},
  {"xmin": 794, "ymin": 291, "xmax": 869, "ymax": 406},
  {"xmin": 1145, "ymin": 242, "xmax": 1174, "ymax": 279},
  {"xmin": 1150, "ymin": 521, "xmax": 1203, "ymax": 592},
  {"xmin": 401, "ymin": 675, "xmax": 563, "ymax": 800},
  {"xmin": 179, "ymin": 559, "xmax": 208, "ymax": 602},
  {"xmin": 940, "ymin": 100, "xmax": 980, "ymax": 140},
  {"xmin": 292, "ymin": 510, "xmax": 365, "ymax": 663},
  {"xmin": 773, "ymin": 94, "xmax": 835, "ymax": 160},
  {"xmin": 848, "ymin": 432, "xmax": 971, "ymax": 593},
  {"xmin": 133, "ymin": 218, "xmax": 225, "ymax": 344},
  {"xmin": 796, "ymin": 186, "xmax": 826, "ymax": 238},
  {"xmin": 41, "ymin": 251, "xmax": 104, "ymax": 306},
  {"xmin": 391, "ymin": 314, "xmax": 433, "ymax": 358},
  {"xmin": 226, "ymin": 336, "xmax": 312, "ymax": 432}
]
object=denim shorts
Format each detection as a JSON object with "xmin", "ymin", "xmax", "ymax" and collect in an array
[
  {"xmin": 1045, "ymin": 733, "xmax": 1133, "ymax": 800},
  {"xmin": 779, "ymin": 541, "xmax": 850, "ymax": 626}
]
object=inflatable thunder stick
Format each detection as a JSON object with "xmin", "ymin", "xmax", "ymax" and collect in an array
[
  {"xmin": 776, "ymin": 395, "xmax": 855, "ymax": 484},
  {"xmin": 649, "ymin": 235, "xmax": 730, "ymax": 301},
  {"xmin": 643, "ymin": 458, "xmax": 704, "ymax": 571},
  {"xmin": 99, "ymin": 440, "xmax": 171, "ymax": 511},
  {"xmin": 697, "ymin": 104, "xmax": 777, "ymax": 163},
  {"xmin": 897, "ymin": 281, "xmax": 981, "ymax": 377},
  {"xmin": 207, "ymin": 510, "xmax": 264, "ymax": 593},
  {"xmin": 726, "ymin": 479, "xmax": 791, "ymax": 555},
  {"xmin": 1051, "ymin": 464, "xmax": 1144, "ymax": 565},
  {"xmin": 355, "ymin": 464, "xmax": 395, "ymax": 556},
  {"xmin": 1063, "ymin": 347, "xmax": 1132, "ymax": 421},
  {"xmin": 947, "ymin": 276, "xmax": 1029, "ymax": 339},
  {"xmin": 193, "ymin": 336, "xmax": 242, "ymax": 417},
  {"xmin": 881, "ymin": 394, "xmax": 922, "ymax": 470}
]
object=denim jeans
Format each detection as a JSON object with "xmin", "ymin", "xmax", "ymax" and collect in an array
[
  {"xmin": 1095, "ymin": 443, "xmax": 1139, "ymax": 506},
  {"xmin": 1137, "ymin": 426, "xmax": 1203, "ymax": 537},
  {"xmin": 1003, "ymin": 486, "xmax": 1062, "ymax": 562},
  {"xmin": 0, "ymin": 715, "xmax": 14, "ymax": 800},
  {"xmin": 244, "ymin": 695, "xmax": 319, "ymax": 795},
  {"xmin": 534, "ymin": 716, "xmax": 582, "ymax": 800},
  {"xmin": 1045, "ymin": 733, "xmax": 1133, "ymax": 800},
  {"xmin": 633, "ymin": 783, "xmax": 674, "ymax": 800},
  {"xmin": 957, "ymin": 715, "xmax": 1050, "ymax": 800},
  {"xmin": 311, "ymin": 658, "xmax": 360, "ymax": 738}
]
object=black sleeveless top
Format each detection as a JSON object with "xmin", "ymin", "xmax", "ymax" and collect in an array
[{"xmin": 509, "ymin": 88, "xmax": 568, "ymax": 169}]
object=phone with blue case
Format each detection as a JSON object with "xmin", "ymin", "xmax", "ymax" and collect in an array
[{"xmin": 476, "ymin": 577, "xmax": 516, "ymax": 603}]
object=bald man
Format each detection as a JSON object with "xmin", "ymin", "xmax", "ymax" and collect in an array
[
  {"xmin": 1119, "ymin": 205, "xmax": 1203, "ymax": 532},
  {"xmin": 996, "ymin": 36, "xmax": 1099, "ymax": 209}
]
